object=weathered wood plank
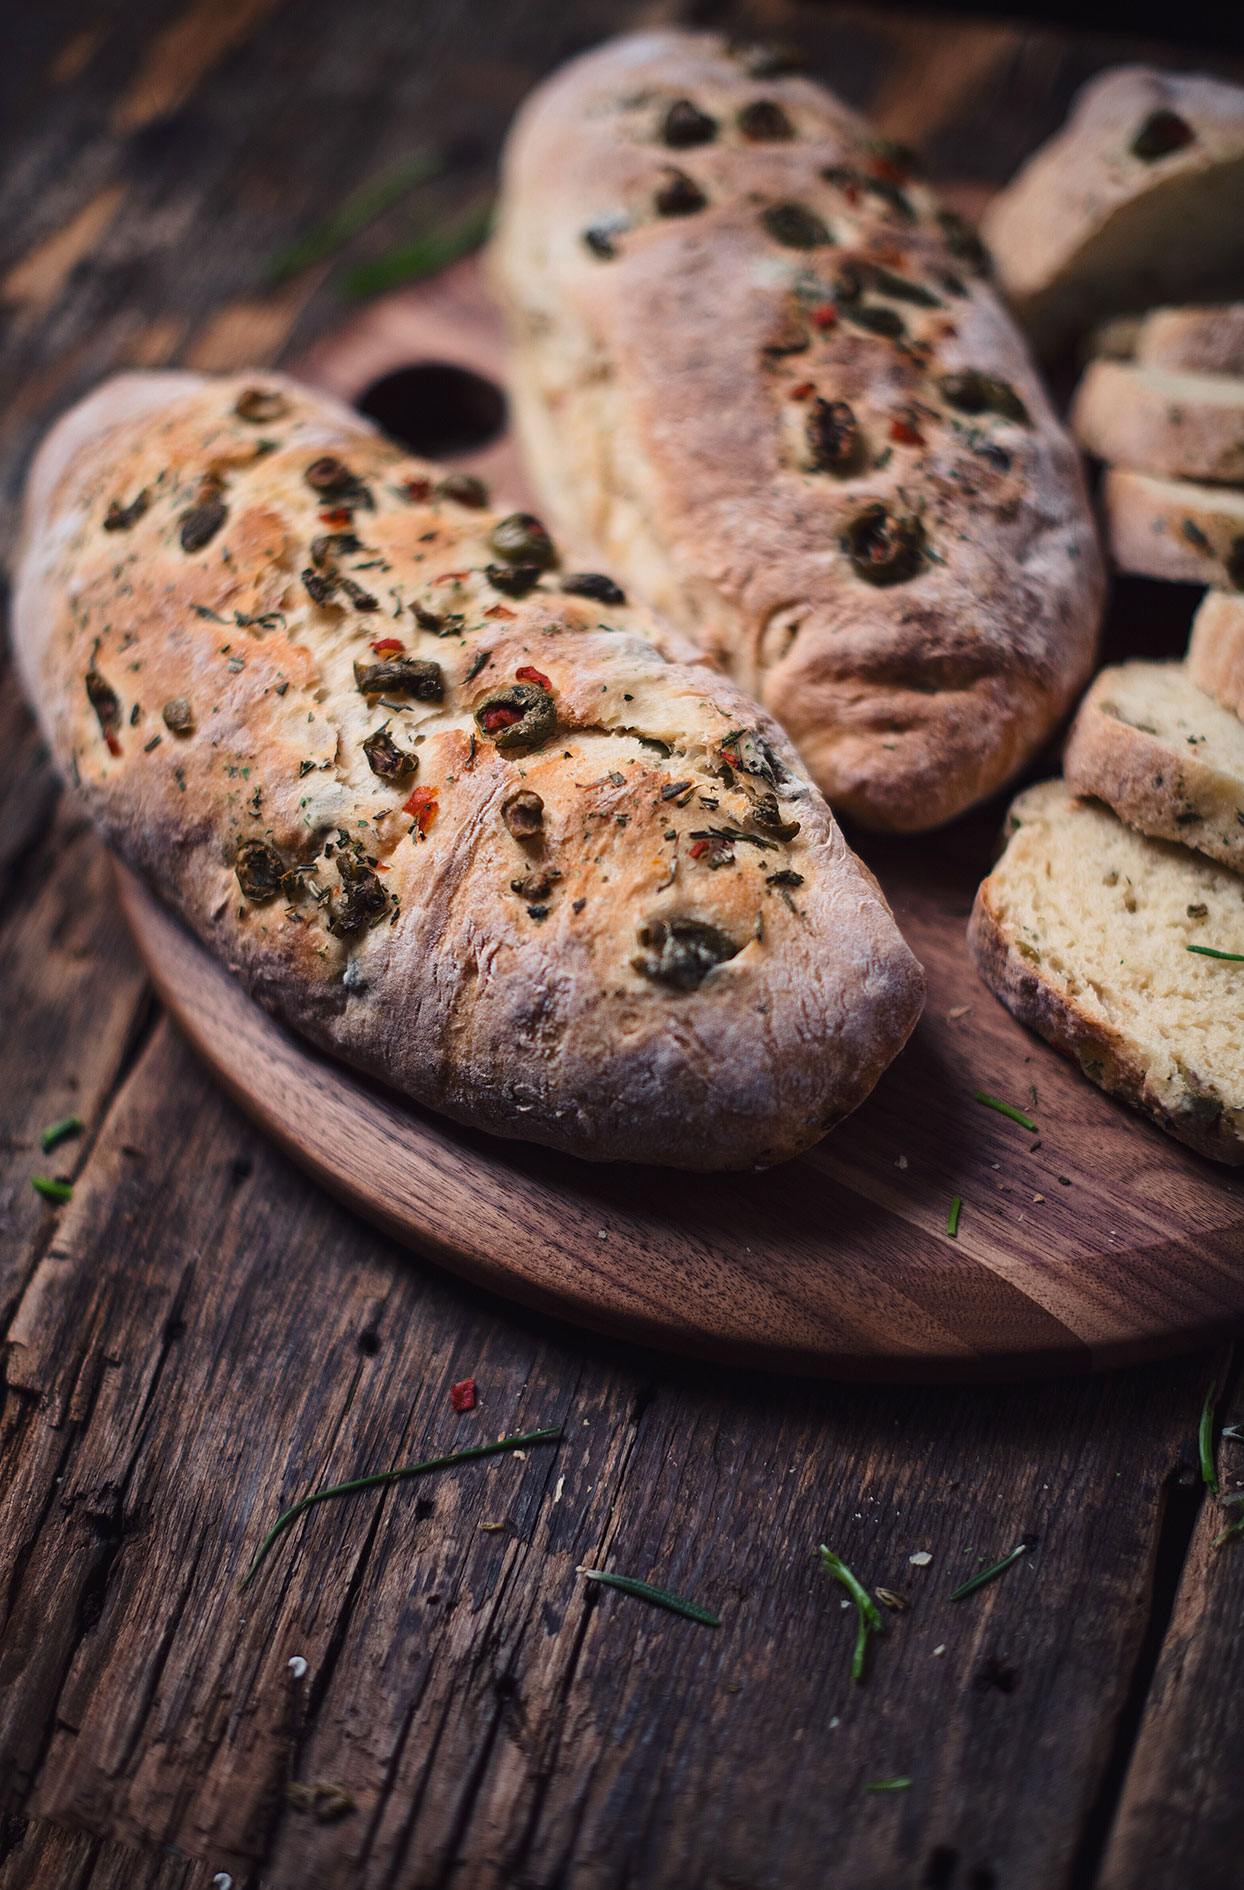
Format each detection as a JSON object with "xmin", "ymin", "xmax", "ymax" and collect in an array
[{"xmin": 0, "ymin": 1813, "xmax": 261, "ymax": 1890}]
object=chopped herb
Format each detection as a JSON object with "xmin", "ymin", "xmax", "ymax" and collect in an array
[
  {"xmin": 818, "ymin": 1546, "xmax": 883, "ymax": 1682},
  {"xmin": 949, "ymin": 1541, "xmax": 1030, "ymax": 1601},
  {"xmin": 329, "ymin": 856, "xmax": 391, "ymax": 936},
  {"xmin": 238, "ymin": 1425, "xmax": 562, "ymax": 1590},
  {"xmin": 41, "ymin": 1115, "xmax": 83, "ymax": 1152},
  {"xmin": 264, "ymin": 149, "xmax": 446, "ymax": 281},
  {"xmin": 1187, "ymin": 945, "xmax": 1244, "ymax": 962},
  {"xmin": 974, "ymin": 1091, "xmax": 1037, "ymax": 1131},
  {"xmin": 1212, "ymin": 1510, "xmax": 1244, "ymax": 1551},
  {"xmin": 947, "ymin": 1195, "xmax": 962, "ymax": 1238},
  {"xmin": 32, "ymin": 1176, "xmax": 73, "ymax": 1203},
  {"xmin": 661, "ymin": 781, "xmax": 693, "ymax": 801},
  {"xmin": 1200, "ymin": 1381, "xmax": 1220, "ymax": 1494},
  {"xmin": 866, "ymin": 1778, "xmax": 912, "ymax": 1793},
  {"xmin": 578, "ymin": 1568, "xmax": 720, "ymax": 1626},
  {"xmin": 341, "ymin": 196, "xmax": 492, "ymax": 298}
]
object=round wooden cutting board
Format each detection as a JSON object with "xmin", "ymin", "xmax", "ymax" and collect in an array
[{"xmin": 116, "ymin": 261, "xmax": 1244, "ymax": 1381}]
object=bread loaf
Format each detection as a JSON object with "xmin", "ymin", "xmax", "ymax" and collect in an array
[
  {"xmin": 1187, "ymin": 587, "xmax": 1244, "ymax": 715},
  {"xmin": 983, "ymin": 67, "xmax": 1244, "ymax": 358},
  {"xmin": 1103, "ymin": 468, "xmax": 1244, "ymax": 585},
  {"xmin": 493, "ymin": 30, "xmax": 1102, "ymax": 833},
  {"xmin": 968, "ymin": 780, "xmax": 1244, "ymax": 1163},
  {"xmin": 1137, "ymin": 303, "xmax": 1244, "ymax": 376},
  {"xmin": 1064, "ymin": 660, "xmax": 1244, "ymax": 870},
  {"xmin": 1072, "ymin": 358, "xmax": 1244, "ymax": 485},
  {"xmin": 13, "ymin": 370, "xmax": 926, "ymax": 1170}
]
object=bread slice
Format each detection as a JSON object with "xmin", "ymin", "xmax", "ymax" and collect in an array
[
  {"xmin": 1187, "ymin": 587, "xmax": 1244, "ymax": 715},
  {"xmin": 1064, "ymin": 660, "xmax": 1244, "ymax": 869},
  {"xmin": 1072, "ymin": 358, "xmax": 1244, "ymax": 484},
  {"xmin": 13, "ymin": 370, "xmax": 926, "ymax": 1170},
  {"xmin": 968, "ymin": 780, "xmax": 1244, "ymax": 1162},
  {"xmin": 1103, "ymin": 468, "xmax": 1244, "ymax": 585},
  {"xmin": 982, "ymin": 66, "xmax": 1244, "ymax": 357},
  {"xmin": 1137, "ymin": 303, "xmax": 1244, "ymax": 376}
]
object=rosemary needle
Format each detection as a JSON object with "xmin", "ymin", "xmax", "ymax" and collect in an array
[
  {"xmin": 238, "ymin": 1426, "xmax": 562, "ymax": 1591},
  {"xmin": 949, "ymin": 1542, "xmax": 1030, "ymax": 1601},
  {"xmin": 341, "ymin": 197, "xmax": 493, "ymax": 298},
  {"xmin": 264, "ymin": 149, "xmax": 446, "ymax": 282},
  {"xmin": 947, "ymin": 1195, "xmax": 962, "ymax": 1238},
  {"xmin": 819, "ymin": 1546, "xmax": 884, "ymax": 1682},
  {"xmin": 1187, "ymin": 945, "xmax": 1244, "ymax": 963},
  {"xmin": 1199, "ymin": 1382, "xmax": 1220, "ymax": 1495},
  {"xmin": 974, "ymin": 1091, "xmax": 1037, "ymax": 1132},
  {"xmin": 577, "ymin": 1569, "xmax": 720, "ymax": 1626}
]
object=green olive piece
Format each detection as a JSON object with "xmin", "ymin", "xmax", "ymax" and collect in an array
[
  {"xmin": 488, "ymin": 513, "xmax": 556, "ymax": 569},
  {"xmin": 632, "ymin": 917, "xmax": 740, "ymax": 991},
  {"xmin": 235, "ymin": 839, "xmax": 286, "ymax": 902},
  {"xmin": 474, "ymin": 682, "xmax": 557, "ymax": 751}
]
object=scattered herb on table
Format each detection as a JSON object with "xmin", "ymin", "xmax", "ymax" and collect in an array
[
  {"xmin": 947, "ymin": 1195, "xmax": 962, "ymax": 1239},
  {"xmin": 949, "ymin": 1541, "xmax": 1031, "ymax": 1601},
  {"xmin": 264, "ymin": 149, "xmax": 446, "ymax": 281},
  {"xmin": 819, "ymin": 1546, "xmax": 883, "ymax": 1681},
  {"xmin": 866, "ymin": 1777, "xmax": 912, "ymax": 1792},
  {"xmin": 341, "ymin": 197, "xmax": 492, "ymax": 298},
  {"xmin": 1200, "ymin": 1381, "xmax": 1220, "ymax": 1494},
  {"xmin": 577, "ymin": 1568, "xmax": 720, "ymax": 1626},
  {"xmin": 31, "ymin": 1176, "xmax": 73, "ymax": 1203},
  {"xmin": 238, "ymin": 1425, "xmax": 561, "ymax": 1591},
  {"xmin": 40, "ymin": 1114, "xmax": 83, "ymax": 1152},
  {"xmin": 1211, "ymin": 1507, "xmax": 1244, "ymax": 1551},
  {"xmin": 974, "ymin": 1091, "xmax": 1037, "ymax": 1132},
  {"xmin": 1187, "ymin": 945, "xmax": 1244, "ymax": 963}
]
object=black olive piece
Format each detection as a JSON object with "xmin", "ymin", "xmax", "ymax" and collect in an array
[
  {"xmin": 1131, "ymin": 109, "xmax": 1195, "ymax": 161},
  {"xmin": 413, "ymin": 606, "xmax": 444, "ymax": 632},
  {"xmin": 767, "ymin": 869, "xmax": 804, "ymax": 888},
  {"xmin": 310, "ymin": 531, "xmax": 362, "ymax": 566},
  {"xmin": 511, "ymin": 867, "xmax": 561, "ymax": 900},
  {"xmin": 338, "ymin": 576, "xmax": 379, "ymax": 612},
  {"xmin": 304, "ymin": 456, "xmax": 355, "ymax": 496},
  {"xmin": 485, "ymin": 561, "xmax": 542, "ymax": 597},
  {"xmin": 866, "ymin": 265, "xmax": 941, "ymax": 308},
  {"xmin": 939, "ymin": 369, "xmax": 1029, "ymax": 423},
  {"xmin": 843, "ymin": 505, "xmax": 926, "ymax": 587},
  {"xmin": 738, "ymin": 99, "xmax": 794, "ymax": 141},
  {"xmin": 302, "ymin": 567, "xmax": 339, "ymax": 606},
  {"xmin": 236, "ymin": 839, "xmax": 286, "ymax": 902},
  {"xmin": 353, "ymin": 657, "xmax": 444, "ymax": 702},
  {"xmin": 488, "ymin": 512, "xmax": 556, "ymax": 569},
  {"xmin": 662, "ymin": 98, "xmax": 717, "ymax": 147},
  {"xmin": 761, "ymin": 202, "xmax": 832, "ymax": 249},
  {"xmin": 562, "ymin": 572, "xmax": 626, "ymax": 605},
  {"xmin": 821, "ymin": 168, "xmax": 916, "ymax": 223},
  {"xmin": 749, "ymin": 790, "xmax": 800, "ymax": 841},
  {"xmin": 502, "ymin": 789, "xmax": 545, "ymax": 838},
  {"xmin": 104, "ymin": 491, "xmax": 150, "ymax": 532},
  {"xmin": 180, "ymin": 497, "xmax": 227, "ymax": 553},
  {"xmin": 475, "ymin": 683, "xmax": 557, "ymax": 752},
  {"xmin": 655, "ymin": 168, "xmax": 708, "ymax": 217},
  {"xmin": 807, "ymin": 397, "xmax": 859, "ymax": 474},
  {"xmin": 363, "ymin": 727, "xmax": 417, "ymax": 780},
  {"xmin": 162, "ymin": 698, "xmax": 194, "ymax": 734},
  {"xmin": 85, "ymin": 668, "xmax": 121, "ymax": 741},
  {"xmin": 433, "ymin": 471, "xmax": 489, "ymax": 508},
  {"xmin": 583, "ymin": 226, "xmax": 618, "ymax": 260},
  {"xmin": 846, "ymin": 305, "xmax": 906, "ymax": 339},
  {"xmin": 935, "ymin": 209, "xmax": 989, "ymax": 273},
  {"xmin": 328, "ymin": 855, "xmax": 390, "ymax": 937},
  {"xmin": 235, "ymin": 388, "xmax": 289, "ymax": 423},
  {"xmin": 1226, "ymin": 537, "xmax": 1244, "ymax": 592},
  {"xmin": 632, "ymin": 916, "xmax": 740, "ymax": 991}
]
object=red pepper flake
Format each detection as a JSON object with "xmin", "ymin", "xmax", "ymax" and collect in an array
[
  {"xmin": 479, "ymin": 704, "xmax": 523, "ymax": 734},
  {"xmin": 319, "ymin": 506, "xmax": 353, "ymax": 527},
  {"xmin": 484, "ymin": 603, "xmax": 516, "ymax": 620},
  {"xmin": 370, "ymin": 637, "xmax": 404, "ymax": 656},
  {"xmin": 404, "ymin": 477, "xmax": 432, "ymax": 501},
  {"xmin": 403, "ymin": 785, "xmax": 439, "ymax": 834},
  {"xmin": 105, "ymin": 733, "xmax": 122, "ymax": 757},
  {"xmin": 868, "ymin": 156, "xmax": 907, "ymax": 184},
  {"xmin": 515, "ymin": 665, "xmax": 551, "ymax": 690},
  {"xmin": 788, "ymin": 381, "xmax": 816, "ymax": 401},
  {"xmin": 450, "ymin": 1377, "xmax": 476, "ymax": 1412},
  {"xmin": 689, "ymin": 839, "xmax": 709, "ymax": 859},
  {"xmin": 374, "ymin": 861, "xmax": 390, "ymax": 872},
  {"xmin": 810, "ymin": 304, "xmax": 837, "ymax": 330},
  {"xmin": 436, "ymin": 570, "xmax": 469, "ymax": 584},
  {"xmin": 889, "ymin": 415, "xmax": 925, "ymax": 446}
]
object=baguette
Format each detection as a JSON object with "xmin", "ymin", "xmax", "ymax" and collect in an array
[
  {"xmin": 1064, "ymin": 660, "xmax": 1244, "ymax": 870},
  {"xmin": 1071, "ymin": 358, "xmax": 1244, "ymax": 485},
  {"xmin": 1103, "ymin": 468, "xmax": 1244, "ymax": 585},
  {"xmin": 493, "ymin": 30, "xmax": 1102, "ymax": 833},
  {"xmin": 13, "ymin": 370, "xmax": 925, "ymax": 1170},
  {"xmin": 968, "ymin": 780, "xmax": 1244, "ymax": 1163},
  {"xmin": 1187, "ymin": 587, "xmax": 1244, "ymax": 715},
  {"xmin": 982, "ymin": 66, "xmax": 1244, "ymax": 358},
  {"xmin": 1137, "ymin": 303, "xmax": 1244, "ymax": 376}
]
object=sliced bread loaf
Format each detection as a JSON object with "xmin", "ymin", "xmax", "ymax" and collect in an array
[
  {"xmin": 1137, "ymin": 303, "xmax": 1244, "ymax": 376},
  {"xmin": 968, "ymin": 779, "xmax": 1244, "ymax": 1162},
  {"xmin": 1103, "ymin": 468, "xmax": 1244, "ymax": 584},
  {"xmin": 1064, "ymin": 659, "xmax": 1244, "ymax": 869},
  {"xmin": 1187, "ymin": 588, "xmax": 1244, "ymax": 717},
  {"xmin": 1072, "ymin": 359, "xmax": 1244, "ymax": 484}
]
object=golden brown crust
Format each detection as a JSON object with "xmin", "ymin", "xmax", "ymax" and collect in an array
[
  {"xmin": 492, "ymin": 29, "xmax": 1103, "ymax": 833},
  {"xmin": 14, "ymin": 369, "xmax": 925, "ymax": 1169}
]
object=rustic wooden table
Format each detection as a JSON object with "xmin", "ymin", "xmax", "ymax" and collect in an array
[{"xmin": 4, "ymin": 5, "xmax": 1244, "ymax": 1888}]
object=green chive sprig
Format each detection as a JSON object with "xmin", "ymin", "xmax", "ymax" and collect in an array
[
  {"xmin": 41, "ymin": 1114, "xmax": 83, "ymax": 1152},
  {"xmin": 947, "ymin": 1195, "xmax": 962, "ymax": 1238},
  {"xmin": 1199, "ymin": 1382, "xmax": 1220, "ymax": 1495},
  {"xmin": 949, "ymin": 1541, "xmax": 1031, "ymax": 1600},
  {"xmin": 265, "ymin": 150, "xmax": 446, "ymax": 282},
  {"xmin": 1212, "ymin": 1506, "xmax": 1244, "ymax": 1551},
  {"xmin": 866, "ymin": 1777, "xmax": 912, "ymax": 1792},
  {"xmin": 341, "ymin": 197, "xmax": 492, "ymax": 299},
  {"xmin": 31, "ymin": 1176, "xmax": 73, "ymax": 1203},
  {"xmin": 239, "ymin": 1426, "xmax": 561, "ymax": 1591},
  {"xmin": 577, "ymin": 1568, "xmax": 720, "ymax": 1626},
  {"xmin": 974, "ymin": 1091, "xmax": 1037, "ymax": 1132},
  {"xmin": 818, "ymin": 1546, "xmax": 884, "ymax": 1682},
  {"xmin": 1187, "ymin": 945, "xmax": 1244, "ymax": 963}
]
